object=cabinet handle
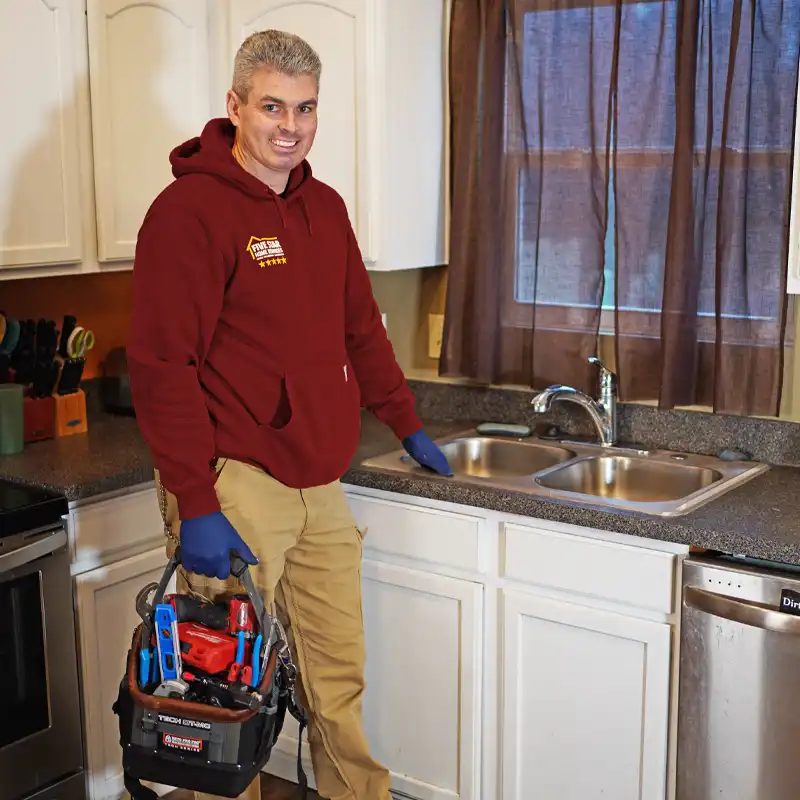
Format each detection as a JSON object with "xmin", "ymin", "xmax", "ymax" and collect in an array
[
  {"xmin": 0, "ymin": 529, "xmax": 67, "ymax": 574},
  {"xmin": 684, "ymin": 585, "xmax": 800, "ymax": 635}
]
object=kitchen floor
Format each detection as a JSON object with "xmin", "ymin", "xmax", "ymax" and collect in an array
[{"xmin": 163, "ymin": 775, "xmax": 319, "ymax": 800}]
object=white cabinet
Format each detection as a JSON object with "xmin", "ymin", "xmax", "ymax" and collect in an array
[
  {"xmin": 86, "ymin": 0, "xmax": 214, "ymax": 261},
  {"xmin": 74, "ymin": 545, "xmax": 174, "ymax": 800},
  {"xmin": 361, "ymin": 560, "xmax": 483, "ymax": 800},
  {"xmin": 0, "ymin": 0, "xmax": 86, "ymax": 270},
  {"xmin": 500, "ymin": 590, "xmax": 671, "ymax": 800},
  {"xmin": 226, "ymin": 0, "xmax": 448, "ymax": 271}
]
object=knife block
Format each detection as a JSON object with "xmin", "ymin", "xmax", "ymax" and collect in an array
[
  {"xmin": 55, "ymin": 388, "xmax": 88, "ymax": 437},
  {"xmin": 24, "ymin": 396, "xmax": 55, "ymax": 442}
]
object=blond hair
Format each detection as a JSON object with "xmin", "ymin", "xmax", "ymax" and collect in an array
[{"xmin": 232, "ymin": 29, "xmax": 322, "ymax": 100}]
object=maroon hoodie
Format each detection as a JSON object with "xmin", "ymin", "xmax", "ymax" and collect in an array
[{"xmin": 128, "ymin": 118, "xmax": 421, "ymax": 519}]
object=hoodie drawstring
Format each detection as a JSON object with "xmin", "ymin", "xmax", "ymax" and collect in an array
[
  {"xmin": 270, "ymin": 193, "xmax": 313, "ymax": 236},
  {"xmin": 300, "ymin": 196, "xmax": 313, "ymax": 236},
  {"xmin": 274, "ymin": 197, "xmax": 288, "ymax": 230}
]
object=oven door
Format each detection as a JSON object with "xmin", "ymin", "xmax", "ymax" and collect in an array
[{"xmin": 0, "ymin": 527, "xmax": 84, "ymax": 800}]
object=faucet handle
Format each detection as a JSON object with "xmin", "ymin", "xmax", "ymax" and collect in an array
[{"xmin": 588, "ymin": 356, "xmax": 617, "ymax": 390}]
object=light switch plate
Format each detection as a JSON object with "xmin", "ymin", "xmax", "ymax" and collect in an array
[{"xmin": 428, "ymin": 313, "xmax": 444, "ymax": 359}]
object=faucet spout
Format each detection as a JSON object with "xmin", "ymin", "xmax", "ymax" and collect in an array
[{"xmin": 530, "ymin": 358, "xmax": 619, "ymax": 446}]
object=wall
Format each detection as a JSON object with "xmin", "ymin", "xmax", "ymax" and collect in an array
[
  {"xmin": 1, "ymin": 271, "xmax": 133, "ymax": 379},
  {"xmin": 369, "ymin": 266, "xmax": 448, "ymax": 377}
]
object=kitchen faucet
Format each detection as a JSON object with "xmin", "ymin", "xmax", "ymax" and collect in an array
[{"xmin": 531, "ymin": 356, "xmax": 619, "ymax": 446}]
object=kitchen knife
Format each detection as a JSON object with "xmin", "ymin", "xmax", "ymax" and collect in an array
[{"xmin": 58, "ymin": 315, "xmax": 77, "ymax": 359}]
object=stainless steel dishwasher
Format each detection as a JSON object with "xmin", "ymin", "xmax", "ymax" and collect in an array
[{"xmin": 676, "ymin": 553, "xmax": 800, "ymax": 800}]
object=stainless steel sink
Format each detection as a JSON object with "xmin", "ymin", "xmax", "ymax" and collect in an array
[
  {"xmin": 535, "ymin": 455, "xmax": 723, "ymax": 502},
  {"xmin": 413, "ymin": 436, "xmax": 575, "ymax": 478},
  {"xmin": 361, "ymin": 428, "xmax": 769, "ymax": 517}
]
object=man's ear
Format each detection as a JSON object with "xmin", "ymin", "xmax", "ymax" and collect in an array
[{"xmin": 226, "ymin": 89, "xmax": 245, "ymax": 126}]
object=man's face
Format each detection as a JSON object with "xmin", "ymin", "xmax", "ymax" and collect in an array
[{"xmin": 227, "ymin": 67, "xmax": 318, "ymax": 175}]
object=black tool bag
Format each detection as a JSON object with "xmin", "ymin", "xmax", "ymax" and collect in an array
[{"xmin": 113, "ymin": 548, "xmax": 308, "ymax": 800}]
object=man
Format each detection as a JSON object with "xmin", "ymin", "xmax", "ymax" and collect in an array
[{"xmin": 128, "ymin": 28, "xmax": 452, "ymax": 800}]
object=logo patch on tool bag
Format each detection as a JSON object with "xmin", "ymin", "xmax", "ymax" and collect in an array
[
  {"xmin": 246, "ymin": 236, "xmax": 287, "ymax": 268},
  {"xmin": 161, "ymin": 732, "xmax": 204, "ymax": 754}
]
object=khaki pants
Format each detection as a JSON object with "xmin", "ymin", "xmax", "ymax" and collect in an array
[{"xmin": 155, "ymin": 457, "xmax": 391, "ymax": 800}]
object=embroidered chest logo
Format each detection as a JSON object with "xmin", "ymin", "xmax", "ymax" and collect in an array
[{"xmin": 246, "ymin": 236, "xmax": 287, "ymax": 268}]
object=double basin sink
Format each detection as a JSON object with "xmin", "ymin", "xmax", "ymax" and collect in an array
[{"xmin": 362, "ymin": 430, "xmax": 769, "ymax": 517}]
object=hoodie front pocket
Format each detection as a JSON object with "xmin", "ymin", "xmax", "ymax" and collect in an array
[{"xmin": 256, "ymin": 357, "xmax": 363, "ymax": 487}]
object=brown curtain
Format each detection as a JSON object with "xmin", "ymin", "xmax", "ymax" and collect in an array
[{"xmin": 441, "ymin": 0, "xmax": 800, "ymax": 416}]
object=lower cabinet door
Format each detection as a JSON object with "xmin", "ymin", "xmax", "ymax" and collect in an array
[
  {"xmin": 361, "ymin": 559, "xmax": 484, "ymax": 800},
  {"xmin": 501, "ymin": 590, "xmax": 671, "ymax": 800}
]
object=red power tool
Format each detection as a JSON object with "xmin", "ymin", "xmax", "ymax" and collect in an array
[{"xmin": 162, "ymin": 593, "xmax": 258, "ymax": 682}]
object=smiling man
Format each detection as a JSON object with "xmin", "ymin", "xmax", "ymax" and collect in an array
[{"xmin": 127, "ymin": 28, "xmax": 451, "ymax": 800}]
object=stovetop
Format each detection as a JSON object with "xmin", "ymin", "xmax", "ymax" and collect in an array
[{"xmin": 0, "ymin": 479, "xmax": 69, "ymax": 539}]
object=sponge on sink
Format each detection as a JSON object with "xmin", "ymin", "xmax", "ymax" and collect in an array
[{"xmin": 476, "ymin": 422, "xmax": 532, "ymax": 438}]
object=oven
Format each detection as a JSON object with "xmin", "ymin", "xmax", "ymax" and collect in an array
[{"xmin": 0, "ymin": 482, "xmax": 85, "ymax": 800}]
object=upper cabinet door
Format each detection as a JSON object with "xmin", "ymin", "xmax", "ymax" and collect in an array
[
  {"xmin": 0, "ymin": 0, "xmax": 85, "ymax": 270},
  {"xmin": 87, "ymin": 0, "xmax": 213, "ymax": 261},
  {"xmin": 227, "ymin": 0, "xmax": 374, "ymax": 261}
]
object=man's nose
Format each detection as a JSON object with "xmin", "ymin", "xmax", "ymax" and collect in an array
[{"xmin": 281, "ymin": 110, "xmax": 298, "ymax": 133}]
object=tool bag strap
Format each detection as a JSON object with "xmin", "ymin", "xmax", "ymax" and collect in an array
[{"xmin": 150, "ymin": 547, "xmax": 269, "ymax": 636}]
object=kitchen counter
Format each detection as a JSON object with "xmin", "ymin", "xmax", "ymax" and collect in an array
[{"xmin": 2, "ymin": 409, "xmax": 800, "ymax": 565}]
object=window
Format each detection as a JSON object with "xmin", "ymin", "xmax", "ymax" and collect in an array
[{"xmin": 505, "ymin": 0, "xmax": 800, "ymax": 338}]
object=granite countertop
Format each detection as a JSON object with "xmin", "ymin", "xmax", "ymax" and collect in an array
[{"xmin": 2, "ymin": 410, "xmax": 800, "ymax": 565}]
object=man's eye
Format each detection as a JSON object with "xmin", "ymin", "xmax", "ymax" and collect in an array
[
  {"xmin": 264, "ymin": 104, "xmax": 278, "ymax": 112},
  {"xmin": 300, "ymin": 105, "xmax": 314, "ymax": 113}
]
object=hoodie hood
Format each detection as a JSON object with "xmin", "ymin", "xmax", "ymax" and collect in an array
[{"xmin": 169, "ymin": 117, "xmax": 313, "ymax": 208}]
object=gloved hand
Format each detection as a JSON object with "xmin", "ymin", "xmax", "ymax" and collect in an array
[
  {"xmin": 179, "ymin": 511, "xmax": 258, "ymax": 580},
  {"xmin": 402, "ymin": 429, "xmax": 454, "ymax": 476}
]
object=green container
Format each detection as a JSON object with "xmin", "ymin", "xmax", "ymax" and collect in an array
[{"xmin": 0, "ymin": 384, "xmax": 24, "ymax": 455}]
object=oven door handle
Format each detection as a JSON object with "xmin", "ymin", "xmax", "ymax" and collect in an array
[
  {"xmin": 0, "ymin": 529, "xmax": 68, "ymax": 573},
  {"xmin": 685, "ymin": 585, "xmax": 800, "ymax": 635}
]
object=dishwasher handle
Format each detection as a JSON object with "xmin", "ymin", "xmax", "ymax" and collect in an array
[{"xmin": 685, "ymin": 585, "xmax": 800, "ymax": 635}]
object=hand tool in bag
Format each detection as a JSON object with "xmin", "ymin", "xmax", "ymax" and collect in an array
[
  {"xmin": 164, "ymin": 593, "xmax": 229, "ymax": 630},
  {"xmin": 227, "ymin": 630, "xmax": 248, "ymax": 682},
  {"xmin": 251, "ymin": 634, "xmax": 263, "ymax": 684},
  {"xmin": 154, "ymin": 603, "xmax": 182, "ymax": 681},
  {"xmin": 180, "ymin": 671, "xmax": 263, "ymax": 711},
  {"xmin": 229, "ymin": 595, "xmax": 256, "ymax": 637},
  {"xmin": 153, "ymin": 678, "xmax": 190, "ymax": 699},
  {"xmin": 135, "ymin": 582, "xmax": 159, "ymax": 688}
]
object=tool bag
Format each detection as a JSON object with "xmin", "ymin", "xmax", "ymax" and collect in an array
[{"xmin": 112, "ymin": 547, "xmax": 308, "ymax": 800}]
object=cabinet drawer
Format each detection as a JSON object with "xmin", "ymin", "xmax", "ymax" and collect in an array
[
  {"xmin": 346, "ymin": 494, "xmax": 482, "ymax": 572},
  {"xmin": 502, "ymin": 523, "xmax": 675, "ymax": 614},
  {"xmin": 71, "ymin": 487, "xmax": 164, "ymax": 565}
]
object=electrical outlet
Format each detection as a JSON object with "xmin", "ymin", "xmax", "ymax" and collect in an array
[{"xmin": 428, "ymin": 314, "xmax": 444, "ymax": 359}]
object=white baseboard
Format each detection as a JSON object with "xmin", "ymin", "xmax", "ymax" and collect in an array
[{"xmin": 260, "ymin": 738, "xmax": 423, "ymax": 800}]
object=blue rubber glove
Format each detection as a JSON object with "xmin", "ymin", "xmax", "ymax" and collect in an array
[
  {"xmin": 402, "ymin": 429, "xmax": 454, "ymax": 476},
  {"xmin": 179, "ymin": 511, "xmax": 258, "ymax": 580}
]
